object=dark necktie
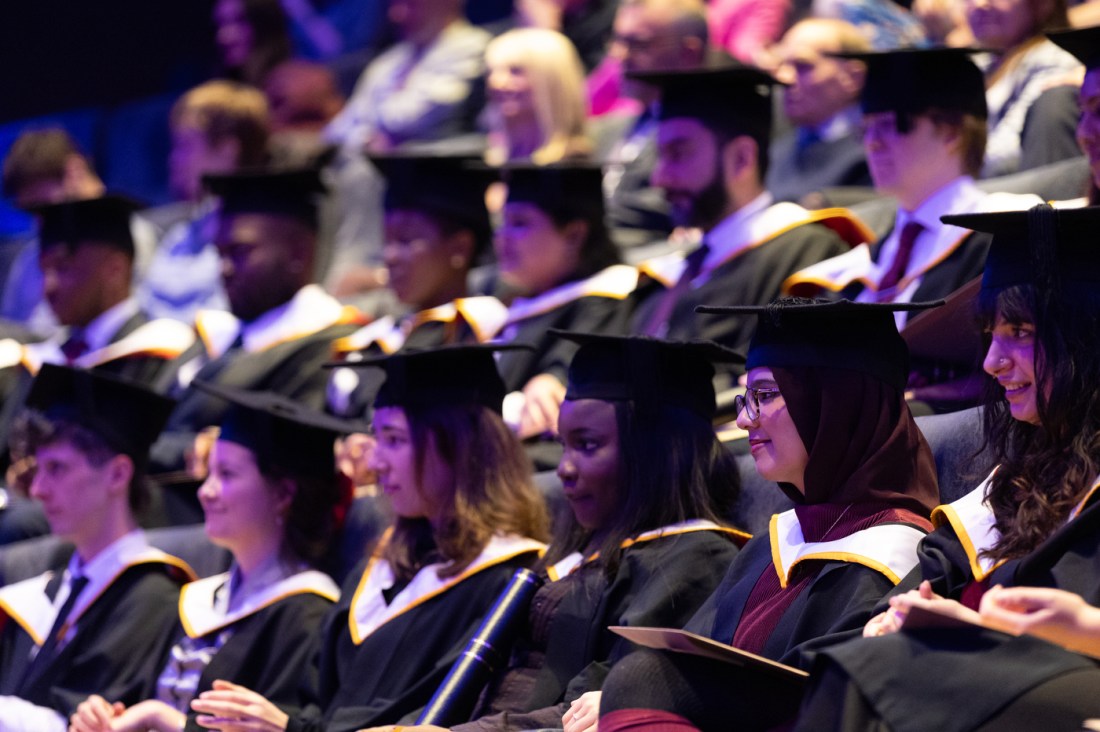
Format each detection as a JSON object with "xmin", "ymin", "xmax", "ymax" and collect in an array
[
  {"xmin": 641, "ymin": 242, "xmax": 711, "ymax": 338},
  {"xmin": 60, "ymin": 332, "xmax": 89, "ymax": 364},
  {"xmin": 20, "ymin": 574, "xmax": 89, "ymax": 689},
  {"xmin": 877, "ymin": 220, "xmax": 925, "ymax": 295}
]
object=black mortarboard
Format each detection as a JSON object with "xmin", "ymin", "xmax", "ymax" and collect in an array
[
  {"xmin": 371, "ymin": 153, "xmax": 493, "ymax": 249},
  {"xmin": 203, "ymin": 167, "xmax": 326, "ymax": 229},
  {"xmin": 840, "ymin": 47, "xmax": 987, "ymax": 119},
  {"xmin": 499, "ymin": 162, "xmax": 606, "ymax": 223},
  {"xmin": 1048, "ymin": 25, "xmax": 1100, "ymax": 69},
  {"xmin": 553, "ymin": 331, "xmax": 744, "ymax": 419},
  {"xmin": 25, "ymin": 363, "xmax": 175, "ymax": 461},
  {"xmin": 696, "ymin": 300, "xmax": 943, "ymax": 390},
  {"xmin": 33, "ymin": 194, "xmax": 142, "ymax": 256},
  {"xmin": 193, "ymin": 381, "xmax": 364, "ymax": 478},
  {"xmin": 627, "ymin": 64, "xmax": 776, "ymax": 144},
  {"xmin": 942, "ymin": 204, "xmax": 1100, "ymax": 292},
  {"xmin": 334, "ymin": 344, "xmax": 530, "ymax": 414}
]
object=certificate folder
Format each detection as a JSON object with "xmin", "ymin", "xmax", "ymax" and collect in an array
[{"xmin": 609, "ymin": 626, "xmax": 809, "ymax": 684}]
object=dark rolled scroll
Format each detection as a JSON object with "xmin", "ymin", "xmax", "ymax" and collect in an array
[{"xmin": 416, "ymin": 567, "xmax": 543, "ymax": 725}]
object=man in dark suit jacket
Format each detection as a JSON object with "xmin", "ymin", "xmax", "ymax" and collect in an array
[{"xmin": 766, "ymin": 18, "xmax": 872, "ymax": 205}]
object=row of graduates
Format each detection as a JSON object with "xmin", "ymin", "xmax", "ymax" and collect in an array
[
  {"xmin": 12, "ymin": 29, "xmax": 1100, "ymax": 500},
  {"xmin": 3, "ymin": 198, "xmax": 1100, "ymax": 732}
]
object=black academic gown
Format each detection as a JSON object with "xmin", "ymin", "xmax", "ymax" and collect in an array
[
  {"xmin": 840, "ymin": 230, "xmax": 993, "ymax": 305},
  {"xmin": 149, "ymin": 320, "xmax": 361, "ymax": 481},
  {"xmin": 286, "ymin": 550, "xmax": 542, "ymax": 732},
  {"xmin": 800, "ymin": 487, "xmax": 1100, "ymax": 732},
  {"xmin": 454, "ymin": 527, "xmax": 744, "ymax": 732},
  {"xmin": 166, "ymin": 591, "xmax": 335, "ymax": 732},
  {"xmin": 0, "ymin": 560, "xmax": 186, "ymax": 718},
  {"xmin": 495, "ymin": 295, "xmax": 631, "ymax": 393},
  {"xmin": 631, "ymin": 223, "xmax": 849, "ymax": 357},
  {"xmin": 685, "ymin": 532, "xmax": 900, "ymax": 671}
]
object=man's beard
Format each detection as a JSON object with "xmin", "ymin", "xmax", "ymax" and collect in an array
[{"xmin": 666, "ymin": 161, "xmax": 729, "ymax": 231}]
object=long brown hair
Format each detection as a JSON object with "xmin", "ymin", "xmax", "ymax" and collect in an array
[
  {"xmin": 979, "ymin": 282, "xmax": 1100, "ymax": 561},
  {"xmin": 384, "ymin": 403, "xmax": 549, "ymax": 581}
]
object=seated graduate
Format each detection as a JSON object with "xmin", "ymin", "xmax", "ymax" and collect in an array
[
  {"xmin": 596, "ymin": 299, "xmax": 942, "ymax": 732},
  {"xmin": 1048, "ymin": 25, "xmax": 1100, "ymax": 207},
  {"xmin": 188, "ymin": 345, "xmax": 549, "ymax": 732},
  {"xmin": 0, "ymin": 365, "xmax": 193, "ymax": 731},
  {"xmin": 0, "ymin": 196, "xmax": 196, "ymax": 449},
  {"xmin": 150, "ymin": 167, "xmax": 365, "ymax": 489},
  {"xmin": 68, "ymin": 383, "xmax": 358, "ymax": 732},
  {"xmin": 789, "ymin": 204, "xmax": 1100, "ymax": 732},
  {"xmin": 368, "ymin": 332, "xmax": 746, "ymax": 732},
  {"xmin": 487, "ymin": 163, "xmax": 637, "ymax": 444},
  {"xmin": 326, "ymin": 154, "xmax": 502, "ymax": 417}
]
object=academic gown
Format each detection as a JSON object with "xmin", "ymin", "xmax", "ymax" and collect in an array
[
  {"xmin": 149, "ymin": 287, "xmax": 364, "ymax": 491},
  {"xmin": 800, "ymin": 477, "xmax": 1100, "ymax": 732},
  {"xmin": 0, "ymin": 556, "xmax": 190, "ymax": 718},
  {"xmin": 686, "ymin": 523, "xmax": 920, "ymax": 670},
  {"xmin": 286, "ymin": 537, "xmax": 545, "ymax": 732},
  {"xmin": 839, "ymin": 230, "xmax": 994, "ymax": 305},
  {"xmin": 631, "ymin": 222, "xmax": 851, "ymax": 356},
  {"xmin": 453, "ymin": 523, "xmax": 746, "ymax": 732},
  {"xmin": 493, "ymin": 266, "xmax": 638, "ymax": 392},
  {"xmin": 162, "ymin": 571, "xmax": 338, "ymax": 732}
]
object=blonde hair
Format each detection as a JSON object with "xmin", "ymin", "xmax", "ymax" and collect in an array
[
  {"xmin": 484, "ymin": 28, "xmax": 591, "ymax": 165},
  {"xmin": 171, "ymin": 80, "xmax": 271, "ymax": 166}
]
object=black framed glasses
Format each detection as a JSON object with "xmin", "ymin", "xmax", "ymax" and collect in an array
[{"xmin": 733, "ymin": 386, "xmax": 782, "ymax": 422}]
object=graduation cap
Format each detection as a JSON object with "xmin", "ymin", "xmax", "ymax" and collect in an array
[
  {"xmin": 33, "ymin": 194, "xmax": 142, "ymax": 256},
  {"xmin": 332, "ymin": 344, "xmax": 531, "ymax": 414},
  {"xmin": 627, "ymin": 64, "xmax": 776, "ymax": 144},
  {"xmin": 370, "ymin": 153, "xmax": 493, "ymax": 247},
  {"xmin": 839, "ymin": 47, "xmax": 988, "ymax": 120},
  {"xmin": 498, "ymin": 162, "xmax": 606, "ymax": 223},
  {"xmin": 24, "ymin": 363, "xmax": 175, "ymax": 461},
  {"xmin": 552, "ymin": 330, "xmax": 744, "ymax": 419},
  {"xmin": 192, "ymin": 381, "xmax": 365, "ymax": 478},
  {"xmin": 203, "ymin": 167, "xmax": 326, "ymax": 229},
  {"xmin": 942, "ymin": 204, "xmax": 1100, "ymax": 291},
  {"xmin": 1048, "ymin": 25, "xmax": 1100, "ymax": 69},
  {"xmin": 696, "ymin": 299, "xmax": 943, "ymax": 390}
]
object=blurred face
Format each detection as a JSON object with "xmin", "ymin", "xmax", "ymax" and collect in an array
[
  {"xmin": 384, "ymin": 209, "xmax": 466, "ymax": 309},
  {"xmin": 487, "ymin": 59, "xmax": 536, "ymax": 124},
  {"xmin": 30, "ymin": 441, "xmax": 118, "ymax": 546},
  {"xmin": 214, "ymin": 0, "xmax": 253, "ymax": 68},
  {"xmin": 652, "ymin": 118, "xmax": 730, "ymax": 229},
  {"xmin": 495, "ymin": 202, "xmax": 580, "ymax": 296},
  {"xmin": 983, "ymin": 314, "xmax": 1041, "ymax": 425},
  {"xmin": 774, "ymin": 24, "xmax": 861, "ymax": 127},
  {"xmin": 1078, "ymin": 69, "xmax": 1100, "ymax": 191},
  {"xmin": 612, "ymin": 6, "xmax": 699, "ymax": 97},
  {"xmin": 557, "ymin": 399, "xmax": 621, "ymax": 532},
  {"xmin": 169, "ymin": 123, "xmax": 239, "ymax": 202},
  {"xmin": 39, "ymin": 242, "xmax": 123, "ymax": 327},
  {"xmin": 862, "ymin": 112, "xmax": 958, "ymax": 208},
  {"xmin": 735, "ymin": 368, "xmax": 809, "ymax": 492},
  {"xmin": 215, "ymin": 212, "xmax": 310, "ymax": 322},
  {"xmin": 199, "ymin": 440, "xmax": 288, "ymax": 554},
  {"xmin": 966, "ymin": 0, "xmax": 1040, "ymax": 50},
  {"xmin": 369, "ymin": 407, "xmax": 453, "ymax": 526}
]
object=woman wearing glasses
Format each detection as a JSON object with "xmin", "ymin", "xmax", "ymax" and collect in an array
[{"xmin": 596, "ymin": 298, "xmax": 942, "ymax": 732}]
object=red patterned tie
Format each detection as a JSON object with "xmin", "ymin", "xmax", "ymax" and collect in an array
[{"xmin": 877, "ymin": 220, "xmax": 924, "ymax": 294}]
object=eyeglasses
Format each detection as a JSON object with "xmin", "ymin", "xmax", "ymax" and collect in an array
[{"xmin": 733, "ymin": 385, "xmax": 783, "ymax": 422}]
